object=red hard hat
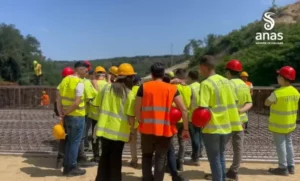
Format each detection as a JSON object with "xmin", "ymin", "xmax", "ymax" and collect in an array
[
  {"xmin": 61, "ymin": 67, "xmax": 74, "ymax": 78},
  {"xmin": 170, "ymin": 107, "xmax": 182, "ymax": 125},
  {"xmin": 84, "ymin": 60, "xmax": 92, "ymax": 71},
  {"xmin": 277, "ymin": 66, "xmax": 296, "ymax": 81},
  {"xmin": 192, "ymin": 107, "xmax": 211, "ymax": 128},
  {"xmin": 225, "ymin": 60, "xmax": 243, "ymax": 72}
]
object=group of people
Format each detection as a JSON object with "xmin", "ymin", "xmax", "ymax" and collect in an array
[{"xmin": 53, "ymin": 54, "xmax": 299, "ymax": 181}]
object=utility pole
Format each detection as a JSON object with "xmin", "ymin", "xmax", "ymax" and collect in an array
[{"xmin": 170, "ymin": 43, "xmax": 173, "ymax": 67}]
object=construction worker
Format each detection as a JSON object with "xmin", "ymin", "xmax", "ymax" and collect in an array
[
  {"xmin": 33, "ymin": 60, "xmax": 42, "ymax": 85},
  {"xmin": 167, "ymin": 71, "xmax": 175, "ymax": 79},
  {"xmin": 172, "ymin": 68, "xmax": 192, "ymax": 171},
  {"xmin": 135, "ymin": 62, "xmax": 190, "ymax": 181},
  {"xmin": 108, "ymin": 66, "xmax": 118, "ymax": 83},
  {"xmin": 93, "ymin": 63, "xmax": 136, "ymax": 181},
  {"xmin": 265, "ymin": 66, "xmax": 299, "ymax": 176},
  {"xmin": 198, "ymin": 55, "xmax": 239, "ymax": 181},
  {"xmin": 58, "ymin": 61, "xmax": 89, "ymax": 176},
  {"xmin": 129, "ymin": 75, "xmax": 142, "ymax": 168},
  {"xmin": 240, "ymin": 71, "xmax": 253, "ymax": 95},
  {"xmin": 88, "ymin": 66, "xmax": 108, "ymax": 163},
  {"xmin": 186, "ymin": 70, "xmax": 204, "ymax": 165},
  {"xmin": 40, "ymin": 90, "xmax": 50, "ymax": 108},
  {"xmin": 225, "ymin": 60, "xmax": 253, "ymax": 180}
]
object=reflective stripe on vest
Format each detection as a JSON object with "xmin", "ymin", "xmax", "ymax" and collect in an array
[
  {"xmin": 269, "ymin": 86, "xmax": 299, "ymax": 134},
  {"xmin": 139, "ymin": 81, "xmax": 178, "ymax": 137}
]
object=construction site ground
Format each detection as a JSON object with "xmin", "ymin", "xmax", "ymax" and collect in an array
[{"xmin": 1, "ymin": 155, "xmax": 299, "ymax": 181}]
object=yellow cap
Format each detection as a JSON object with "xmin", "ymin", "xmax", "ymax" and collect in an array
[
  {"xmin": 240, "ymin": 71, "xmax": 249, "ymax": 77},
  {"xmin": 94, "ymin": 66, "xmax": 106, "ymax": 73},
  {"xmin": 167, "ymin": 71, "xmax": 175, "ymax": 78},
  {"xmin": 52, "ymin": 123, "xmax": 66, "ymax": 140},
  {"xmin": 109, "ymin": 66, "xmax": 118, "ymax": 76},
  {"xmin": 118, "ymin": 63, "xmax": 136, "ymax": 76}
]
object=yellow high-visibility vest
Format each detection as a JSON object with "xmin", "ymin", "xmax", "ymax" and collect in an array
[
  {"xmin": 88, "ymin": 80, "xmax": 107, "ymax": 120},
  {"xmin": 269, "ymin": 86, "xmax": 299, "ymax": 134},
  {"xmin": 132, "ymin": 85, "xmax": 139, "ymax": 129},
  {"xmin": 198, "ymin": 74, "xmax": 239, "ymax": 134},
  {"xmin": 59, "ymin": 76, "xmax": 85, "ymax": 116},
  {"xmin": 95, "ymin": 84, "xmax": 135, "ymax": 142},
  {"xmin": 176, "ymin": 84, "xmax": 192, "ymax": 123},
  {"xmin": 83, "ymin": 79, "xmax": 97, "ymax": 114},
  {"xmin": 189, "ymin": 82, "xmax": 200, "ymax": 119}
]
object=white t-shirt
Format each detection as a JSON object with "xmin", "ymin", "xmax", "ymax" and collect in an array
[
  {"xmin": 75, "ymin": 82, "xmax": 84, "ymax": 97},
  {"xmin": 267, "ymin": 92, "xmax": 277, "ymax": 103}
]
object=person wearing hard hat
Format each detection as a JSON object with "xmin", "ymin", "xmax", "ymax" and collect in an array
[
  {"xmin": 88, "ymin": 66, "xmax": 108, "ymax": 163},
  {"xmin": 240, "ymin": 71, "xmax": 253, "ymax": 95},
  {"xmin": 167, "ymin": 71, "xmax": 175, "ymax": 79},
  {"xmin": 186, "ymin": 70, "xmax": 204, "ymax": 165},
  {"xmin": 265, "ymin": 66, "xmax": 299, "ymax": 176},
  {"xmin": 198, "ymin": 55, "xmax": 239, "ymax": 181},
  {"xmin": 225, "ymin": 60, "xmax": 253, "ymax": 180},
  {"xmin": 33, "ymin": 60, "xmax": 42, "ymax": 85},
  {"xmin": 58, "ymin": 61, "xmax": 90, "ymax": 176},
  {"xmin": 171, "ymin": 68, "xmax": 192, "ymax": 171},
  {"xmin": 108, "ymin": 66, "xmax": 118, "ymax": 83},
  {"xmin": 135, "ymin": 62, "xmax": 190, "ymax": 181},
  {"xmin": 40, "ymin": 90, "xmax": 50, "ymax": 108},
  {"xmin": 92, "ymin": 63, "xmax": 136, "ymax": 181},
  {"xmin": 129, "ymin": 75, "xmax": 141, "ymax": 168}
]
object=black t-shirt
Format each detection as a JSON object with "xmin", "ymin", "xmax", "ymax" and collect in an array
[{"xmin": 136, "ymin": 84, "xmax": 180, "ymax": 98}]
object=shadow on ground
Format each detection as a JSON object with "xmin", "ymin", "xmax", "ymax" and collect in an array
[
  {"xmin": 123, "ymin": 172, "xmax": 141, "ymax": 181},
  {"xmin": 122, "ymin": 160, "xmax": 142, "ymax": 170},
  {"xmin": 22, "ymin": 154, "xmax": 57, "ymax": 169},
  {"xmin": 239, "ymin": 167, "xmax": 271, "ymax": 175},
  {"xmin": 20, "ymin": 167, "xmax": 62, "ymax": 177},
  {"xmin": 180, "ymin": 170, "xmax": 206, "ymax": 180}
]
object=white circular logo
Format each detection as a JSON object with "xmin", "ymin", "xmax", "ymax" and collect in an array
[{"xmin": 263, "ymin": 12, "xmax": 275, "ymax": 31}]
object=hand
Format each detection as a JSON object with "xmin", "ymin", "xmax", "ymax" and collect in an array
[
  {"xmin": 127, "ymin": 133, "xmax": 134, "ymax": 143},
  {"xmin": 242, "ymin": 124, "xmax": 245, "ymax": 129},
  {"xmin": 181, "ymin": 129, "xmax": 190, "ymax": 140}
]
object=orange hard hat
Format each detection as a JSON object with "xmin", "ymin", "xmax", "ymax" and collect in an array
[
  {"xmin": 84, "ymin": 60, "xmax": 92, "ymax": 71},
  {"xmin": 62, "ymin": 67, "xmax": 74, "ymax": 77},
  {"xmin": 170, "ymin": 107, "xmax": 182, "ymax": 125},
  {"xmin": 225, "ymin": 60, "xmax": 243, "ymax": 72},
  {"xmin": 277, "ymin": 66, "xmax": 296, "ymax": 81},
  {"xmin": 192, "ymin": 107, "xmax": 211, "ymax": 127},
  {"xmin": 118, "ymin": 63, "xmax": 136, "ymax": 76},
  {"xmin": 52, "ymin": 123, "xmax": 66, "ymax": 140},
  {"xmin": 109, "ymin": 66, "xmax": 118, "ymax": 76},
  {"xmin": 95, "ymin": 66, "xmax": 106, "ymax": 73}
]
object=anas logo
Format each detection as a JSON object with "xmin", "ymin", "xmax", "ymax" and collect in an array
[{"xmin": 255, "ymin": 12, "xmax": 283, "ymax": 44}]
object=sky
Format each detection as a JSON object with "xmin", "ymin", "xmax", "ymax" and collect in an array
[{"xmin": 0, "ymin": 0, "xmax": 296, "ymax": 60}]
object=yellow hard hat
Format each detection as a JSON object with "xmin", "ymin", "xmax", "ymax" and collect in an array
[
  {"xmin": 118, "ymin": 63, "xmax": 136, "ymax": 76},
  {"xmin": 33, "ymin": 60, "xmax": 38, "ymax": 64},
  {"xmin": 109, "ymin": 66, "xmax": 118, "ymax": 76},
  {"xmin": 42, "ymin": 91, "xmax": 46, "ymax": 94},
  {"xmin": 167, "ymin": 71, "xmax": 175, "ymax": 78},
  {"xmin": 52, "ymin": 123, "xmax": 66, "ymax": 140},
  {"xmin": 240, "ymin": 71, "xmax": 249, "ymax": 77},
  {"xmin": 94, "ymin": 66, "xmax": 106, "ymax": 73}
]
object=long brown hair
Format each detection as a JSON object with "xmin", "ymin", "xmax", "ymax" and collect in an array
[{"xmin": 111, "ymin": 76, "xmax": 134, "ymax": 99}]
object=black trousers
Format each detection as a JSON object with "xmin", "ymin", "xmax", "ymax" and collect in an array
[
  {"xmin": 91, "ymin": 119, "xmax": 100, "ymax": 158},
  {"xmin": 95, "ymin": 137, "xmax": 125, "ymax": 181},
  {"xmin": 141, "ymin": 134, "xmax": 171, "ymax": 181}
]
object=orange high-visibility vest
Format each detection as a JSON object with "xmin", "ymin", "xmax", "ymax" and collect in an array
[
  {"xmin": 40, "ymin": 94, "xmax": 50, "ymax": 106},
  {"xmin": 245, "ymin": 81, "xmax": 252, "ymax": 88},
  {"xmin": 139, "ymin": 81, "xmax": 178, "ymax": 137}
]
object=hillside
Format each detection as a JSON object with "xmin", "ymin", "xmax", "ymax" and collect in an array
[{"xmin": 185, "ymin": 2, "xmax": 300, "ymax": 86}]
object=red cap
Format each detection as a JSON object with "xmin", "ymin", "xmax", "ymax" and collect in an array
[
  {"xmin": 225, "ymin": 60, "xmax": 243, "ymax": 72},
  {"xmin": 277, "ymin": 66, "xmax": 296, "ymax": 81},
  {"xmin": 84, "ymin": 60, "xmax": 92, "ymax": 71}
]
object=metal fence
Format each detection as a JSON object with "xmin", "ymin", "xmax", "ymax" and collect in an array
[{"xmin": 0, "ymin": 86, "xmax": 299, "ymax": 160}]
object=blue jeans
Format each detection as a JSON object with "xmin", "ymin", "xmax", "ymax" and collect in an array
[
  {"xmin": 203, "ymin": 134, "xmax": 230, "ymax": 181},
  {"xmin": 273, "ymin": 133, "xmax": 295, "ymax": 168},
  {"xmin": 167, "ymin": 137, "xmax": 178, "ymax": 177},
  {"xmin": 64, "ymin": 116, "xmax": 85, "ymax": 169},
  {"xmin": 189, "ymin": 122, "xmax": 204, "ymax": 160}
]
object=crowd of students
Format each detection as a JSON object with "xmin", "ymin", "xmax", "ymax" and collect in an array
[{"xmin": 53, "ymin": 55, "xmax": 299, "ymax": 181}]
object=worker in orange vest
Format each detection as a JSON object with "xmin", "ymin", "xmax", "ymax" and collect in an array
[
  {"xmin": 240, "ymin": 71, "xmax": 253, "ymax": 95},
  {"xmin": 40, "ymin": 90, "xmax": 50, "ymax": 108},
  {"xmin": 135, "ymin": 62, "xmax": 190, "ymax": 181}
]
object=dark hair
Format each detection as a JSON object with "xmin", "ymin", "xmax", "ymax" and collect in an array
[
  {"xmin": 74, "ymin": 61, "xmax": 89, "ymax": 69},
  {"xmin": 162, "ymin": 74, "xmax": 171, "ymax": 83},
  {"xmin": 133, "ymin": 75, "xmax": 141, "ymax": 85},
  {"xmin": 226, "ymin": 69, "xmax": 240, "ymax": 77},
  {"xmin": 88, "ymin": 70, "xmax": 94, "ymax": 75},
  {"xmin": 151, "ymin": 62, "xmax": 165, "ymax": 78},
  {"xmin": 175, "ymin": 68, "xmax": 187, "ymax": 79},
  {"xmin": 188, "ymin": 70, "xmax": 199, "ymax": 80},
  {"xmin": 111, "ymin": 76, "xmax": 134, "ymax": 99},
  {"xmin": 199, "ymin": 55, "xmax": 217, "ymax": 69}
]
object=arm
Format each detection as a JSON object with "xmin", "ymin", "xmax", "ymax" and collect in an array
[
  {"xmin": 239, "ymin": 103, "xmax": 253, "ymax": 114},
  {"xmin": 134, "ymin": 97, "xmax": 142, "ymax": 122},
  {"xmin": 173, "ymin": 95, "xmax": 188, "ymax": 130},
  {"xmin": 264, "ymin": 92, "xmax": 276, "ymax": 107},
  {"xmin": 92, "ymin": 79, "xmax": 99, "ymax": 91},
  {"xmin": 56, "ymin": 90, "xmax": 63, "ymax": 117},
  {"xmin": 107, "ymin": 74, "xmax": 112, "ymax": 84},
  {"xmin": 64, "ymin": 96, "xmax": 83, "ymax": 115},
  {"xmin": 250, "ymin": 88, "xmax": 253, "ymax": 96},
  {"xmin": 128, "ymin": 116, "xmax": 135, "ymax": 132}
]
